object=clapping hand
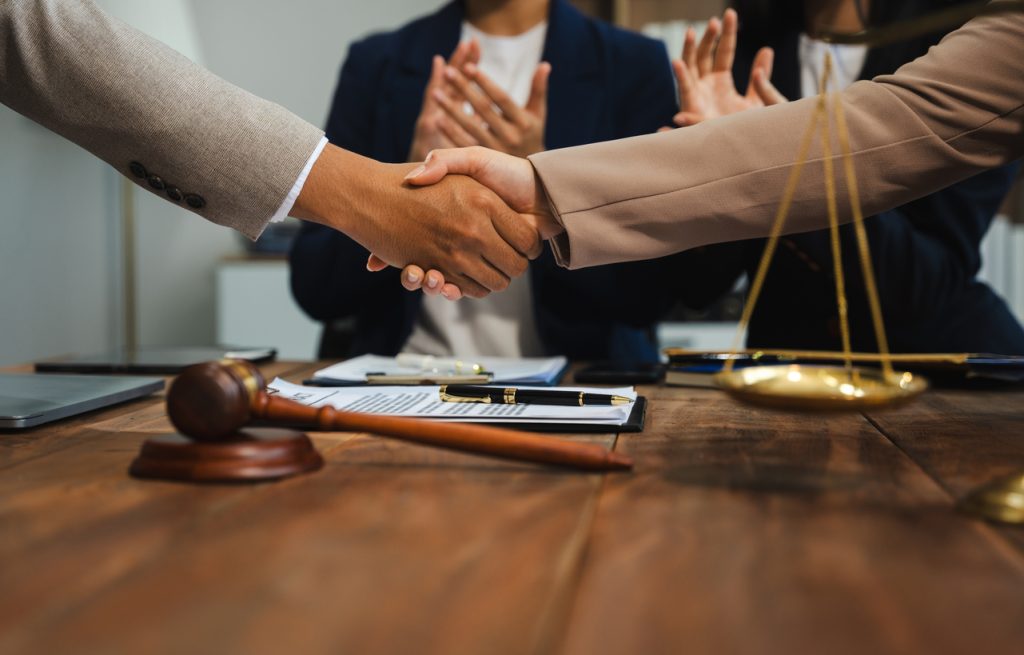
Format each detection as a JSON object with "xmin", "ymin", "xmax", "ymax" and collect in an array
[
  {"xmin": 407, "ymin": 39, "xmax": 481, "ymax": 163},
  {"xmin": 664, "ymin": 8, "xmax": 786, "ymax": 130},
  {"xmin": 431, "ymin": 61, "xmax": 551, "ymax": 159}
]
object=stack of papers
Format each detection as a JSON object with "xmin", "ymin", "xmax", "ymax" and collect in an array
[
  {"xmin": 310, "ymin": 354, "xmax": 568, "ymax": 386},
  {"xmin": 268, "ymin": 378, "xmax": 637, "ymax": 428}
]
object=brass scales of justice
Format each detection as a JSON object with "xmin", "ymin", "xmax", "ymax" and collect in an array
[
  {"xmin": 706, "ymin": 0, "xmax": 1024, "ymax": 524},
  {"xmin": 708, "ymin": 0, "xmax": 1022, "ymax": 411},
  {"xmin": 711, "ymin": 50, "xmax": 929, "ymax": 411}
]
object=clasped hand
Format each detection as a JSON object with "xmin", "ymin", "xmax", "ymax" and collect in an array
[
  {"xmin": 365, "ymin": 147, "xmax": 561, "ymax": 300},
  {"xmin": 368, "ymin": 38, "xmax": 557, "ymax": 299},
  {"xmin": 292, "ymin": 144, "xmax": 547, "ymax": 299}
]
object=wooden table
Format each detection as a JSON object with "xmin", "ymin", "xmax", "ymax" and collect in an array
[{"xmin": 2, "ymin": 361, "xmax": 1023, "ymax": 655}]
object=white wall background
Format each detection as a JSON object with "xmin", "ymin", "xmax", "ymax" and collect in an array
[
  {"xmin": 0, "ymin": 113, "xmax": 121, "ymax": 364},
  {"xmin": 190, "ymin": 0, "xmax": 440, "ymax": 126},
  {"xmin": 0, "ymin": 0, "xmax": 439, "ymax": 367}
]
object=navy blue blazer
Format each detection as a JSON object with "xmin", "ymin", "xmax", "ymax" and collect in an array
[
  {"xmin": 678, "ymin": 20, "xmax": 1024, "ymax": 354},
  {"xmin": 290, "ymin": 0, "xmax": 678, "ymax": 361}
]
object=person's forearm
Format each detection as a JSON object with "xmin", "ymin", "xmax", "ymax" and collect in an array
[
  {"xmin": 529, "ymin": 10, "xmax": 1024, "ymax": 269},
  {"xmin": 1, "ymin": 0, "xmax": 323, "ymax": 239},
  {"xmin": 291, "ymin": 144, "xmax": 417, "ymax": 247},
  {"xmin": 293, "ymin": 145, "xmax": 374, "ymax": 237}
]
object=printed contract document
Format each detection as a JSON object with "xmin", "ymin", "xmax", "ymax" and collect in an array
[{"xmin": 268, "ymin": 379, "xmax": 637, "ymax": 427}]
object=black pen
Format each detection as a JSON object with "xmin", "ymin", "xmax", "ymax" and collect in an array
[{"xmin": 439, "ymin": 385, "xmax": 632, "ymax": 406}]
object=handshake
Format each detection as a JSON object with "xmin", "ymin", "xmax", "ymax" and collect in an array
[
  {"xmin": 386, "ymin": 147, "xmax": 565, "ymax": 301},
  {"xmin": 293, "ymin": 142, "xmax": 563, "ymax": 302},
  {"xmin": 291, "ymin": 37, "xmax": 567, "ymax": 302}
]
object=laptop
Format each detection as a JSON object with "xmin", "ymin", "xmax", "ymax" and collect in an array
[
  {"xmin": 0, "ymin": 373, "xmax": 164, "ymax": 429},
  {"xmin": 34, "ymin": 346, "xmax": 275, "ymax": 375}
]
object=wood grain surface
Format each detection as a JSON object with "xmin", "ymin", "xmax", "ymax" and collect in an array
[
  {"xmin": 1, "ymin": 361, "xmax": 1022, "ymax": 655},
  {"xmin": 557, "ymin": 385, "xmax": 1024, "ymax": 655},
  {"xmin": 863, "ymin": 388, "xmax": 1024, "ymax": 553}
]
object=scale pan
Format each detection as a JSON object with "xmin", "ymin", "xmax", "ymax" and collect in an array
[
  {"xmin": 714, "ymin": 364, "xmax": 927, "ymax": 411},
  {"xmin": 958, "ymin": 472, "xmax": 1024, "ymax": 525}
]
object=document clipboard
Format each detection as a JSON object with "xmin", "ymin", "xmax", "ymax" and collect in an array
[
  {"xmin": 267, "ymin": 379, "xmax": 646, "ymax": 434},
  {"xmin": 474, "ymin": 396, "xmax": 647, "ymax": 433}
]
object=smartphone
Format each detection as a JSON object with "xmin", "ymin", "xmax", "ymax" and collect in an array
[{"xmin": 573, "ymin": 362, "xmax": 665, "ymax": 385}]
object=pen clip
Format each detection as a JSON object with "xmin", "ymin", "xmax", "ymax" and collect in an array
[{"xmin": 438, "ymin": 385, "xmax": 492, "ymax": 403}]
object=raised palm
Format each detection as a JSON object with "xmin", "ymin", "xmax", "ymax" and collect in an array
[
  {"xmin": 667, "ymin": 9, "xmax": 787, "ymax": 128},
  {"xmin": 681, "ymin": 67, "xmax": 765, "ymax": 121}
]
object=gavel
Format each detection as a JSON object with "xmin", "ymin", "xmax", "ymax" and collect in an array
[{"xmin": 165, "ymin": 360, "xmax": 633, "ymax": 471}]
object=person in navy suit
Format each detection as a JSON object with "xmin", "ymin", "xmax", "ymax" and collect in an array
[
  {"xmin": 289, "ymin": 0, "xmax": 678, "ymax": 361},
  {"xmin": 669, "ymin": 0, "xmax": 1024, "ymax": 355}
]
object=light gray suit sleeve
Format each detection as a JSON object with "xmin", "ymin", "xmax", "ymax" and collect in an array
[
  {"xmin": 0, "ymin": 0, "xmax": 325, "ymax": 239},
  {"xmin": 530, "ymin": 9, "xmax": 1024, "ymax": 268}
]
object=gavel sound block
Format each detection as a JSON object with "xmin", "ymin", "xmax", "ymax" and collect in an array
[
  {"xmin": 130, "ymin": 360, "xmax": 633, "ymax": 483},
  {"xmin": 130, "ymin": 361, "xmax": 324, "ymax": 482}
]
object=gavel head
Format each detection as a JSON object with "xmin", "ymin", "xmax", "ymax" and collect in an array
[{"xmin": 166, "ymin": 360, "xmax": 266, "ymax": 441}]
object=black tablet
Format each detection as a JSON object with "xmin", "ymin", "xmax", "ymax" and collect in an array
[{"xmin": 35, "ymin": 346, "xmax": 276, "ymax": 375}]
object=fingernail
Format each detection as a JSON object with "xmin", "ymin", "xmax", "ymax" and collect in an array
[
  {"xmin": 425, "ymin": 151, "xmax": 434, "ymax": 163},
  {"xmin": 427, "ymin": 276, "xmax": 439, "ymax": 289},
  {"xmin": 441, "ymin": 288, "xmax": 453, "ymax": 299},
  {"xmin": 406, "ymin": 270, "xmax": 421, "ymax": 283},
  {"xmin": 444, "ymin": 66, "xmax": 456, "ymax": 79},
  {"xmin": 404, "ymin": 165, "xmax": 426, "ymax": 181}
]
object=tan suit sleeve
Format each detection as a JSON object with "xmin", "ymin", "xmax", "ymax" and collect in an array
[
  {"xmin": 0, "ymin": 0, "xmax": 324, "ymax": 239},
  {"xmin": 529, "ymin": 9, "xmax": 1024, "ymax": 269}
]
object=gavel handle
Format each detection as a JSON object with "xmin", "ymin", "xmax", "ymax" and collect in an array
[{"xmin": 253, "ymin": 393, "xmax": 632, "ymax": 471}]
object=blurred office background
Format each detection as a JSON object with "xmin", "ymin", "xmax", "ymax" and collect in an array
[{"xmin": 2, "ymin": 0, "xmax": 1022, "ymax": 367}]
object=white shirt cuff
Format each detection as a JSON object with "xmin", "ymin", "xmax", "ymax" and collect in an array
[{"xmin": 269, "ymin": 136, "xmax": 329, "ymax": 223}]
